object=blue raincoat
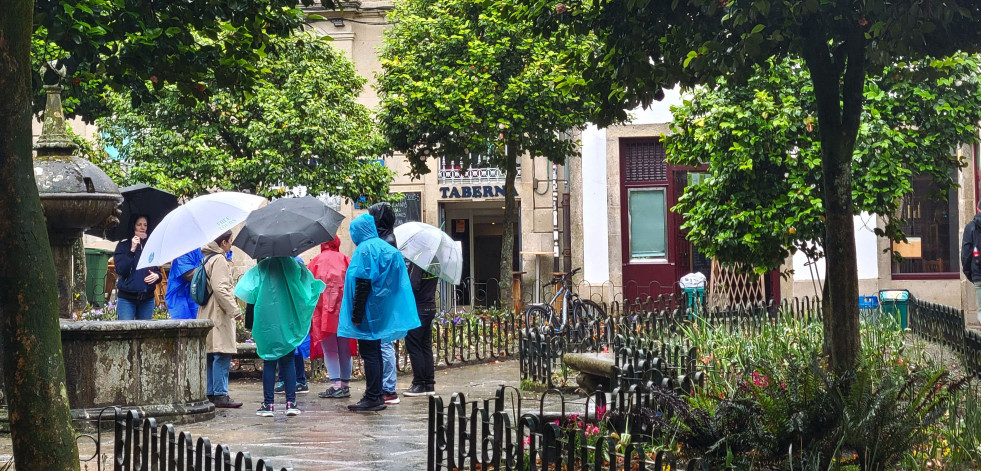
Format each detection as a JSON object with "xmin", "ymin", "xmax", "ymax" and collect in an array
[
  {"xmin": 165, "ymin": 249, "xmax": 203, "ymax": 319},
  {"xmin": 337, "ymin": 214, "xmax": 420, "ymax": 342},
  {"xmin": 234, "ymin": 257, "xmax": 325, "ymax": 361}
]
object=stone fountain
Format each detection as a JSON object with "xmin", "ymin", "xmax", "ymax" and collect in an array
[
  {"xmin": 32, "ymin": 61, "xmax": 122, "ymax": 317},
  {"xmin": 7, "ymin": 62, "xmax": 216, "ymax": 427}
]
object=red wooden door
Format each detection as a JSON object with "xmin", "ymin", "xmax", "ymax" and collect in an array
[{"xmin": 619, "ymin": 138, "xmax": 682, "ymax": 301}]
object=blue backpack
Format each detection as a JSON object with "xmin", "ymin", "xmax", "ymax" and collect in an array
[{"xmin": 189, "ymin": 254, "xmax": 217, "ymax": 306}]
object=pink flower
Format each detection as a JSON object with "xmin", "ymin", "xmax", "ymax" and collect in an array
[{"xmin": 595, "ymin": 405, "xmax": 606, "ymax": 420}]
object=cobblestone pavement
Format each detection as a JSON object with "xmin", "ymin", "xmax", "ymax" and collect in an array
[{"xmin": 0, "ymin": 360, "xmax": 528, "ymax": 471}]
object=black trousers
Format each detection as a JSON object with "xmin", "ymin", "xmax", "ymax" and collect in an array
[
  {"xmin": 405, "ymin": 310, "xmax": 436, "ymax": 386},
  {"xmin": 357, "ymin": 338, "xmax": 382, "ymax": 400}
]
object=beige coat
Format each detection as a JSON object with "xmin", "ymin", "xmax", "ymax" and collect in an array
[{"xmin": 200, "ymin": 242, "xmax": 239, "ymax": 354}]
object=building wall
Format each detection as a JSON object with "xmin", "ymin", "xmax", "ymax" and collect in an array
[{"xmin": 309, "ymin": 5, "xmax": 570, "ymax": 306}]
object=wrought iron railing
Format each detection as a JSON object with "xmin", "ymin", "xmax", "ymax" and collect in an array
[
  {"xmin": 69, "ymin": 407, "xmax": 291, "ymax": 471},
  {"xmin": 909, "ymin": 297, "xmax": 981, "ymax": 377},
  {"xmin": 436, "ymin": 156, "xmax": 520, "ymax": 184},
  {"xmin": 427, "ymin": 385, "xmax": 710, "ymax": 471}
]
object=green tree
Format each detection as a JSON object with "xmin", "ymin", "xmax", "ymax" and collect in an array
[
  {"xmin": 97, "ymin": 35, "xmax": 393, "ymax": 201},
  {"xmin": 31, "ymin": 0, "xmax": 332, "ymax": 119},
  {"xmin": 668, "ymin": 55, "xmax": 981, "ymax": 273},
  {"xmin": 0, "ymin": 0, "xmax": 81, "ymax": 468},
  {"xmin": 521, "ymin": 0, "xmax": 981, "ymax": 373},
  {"xmin": 2, "ymin": 0, "xmax": 333, "ymax": 466},
  {"xmin": 377, "ymin": 0, "xmax": 598, "ymax": 305}
]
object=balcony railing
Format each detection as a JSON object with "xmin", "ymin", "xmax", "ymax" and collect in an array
[{"xmin": 437, "ymin": 155, "xmax": 520, "ymax": 184}]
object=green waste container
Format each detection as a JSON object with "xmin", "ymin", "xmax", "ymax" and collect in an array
[
  {"xmin": 878, "ymin": 289, "xmax": 910, "ymax": 329},
  {"xmin": 684, "ymin": 287, "xmax": 706, "ymax": 318},
  {"xmin": 85, "ymin": 248, "xmax": 113, "ymax": 307}
]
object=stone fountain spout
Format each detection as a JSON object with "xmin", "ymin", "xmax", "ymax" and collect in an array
[{"xmin": 33, "ymin": 61, "xmax": 123, "ymax": 318}]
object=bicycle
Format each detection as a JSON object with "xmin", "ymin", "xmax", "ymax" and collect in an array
[{"xmin": 523, "ymin": 267, "xmax": 607, "ymax": 336}]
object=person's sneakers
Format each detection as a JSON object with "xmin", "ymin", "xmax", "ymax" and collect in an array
[
  {"xmin": 347, "ymin": 396, "xmax": 386, "ymax": 412},
  {"xmin": 256, "ymin": 403, "xmax": 274, "ymax": 417},
  {"xmin": 206, "ymin": 395, "xmax": 217, "ymax": 402},
  {"xmin": 404, "ymin": 384, "xmax": 436, "ymax": 397},
  {"xmin": 285, "ymin": 401, "xmax": 301, "ymax": 417},
  {"xmin": 274, "ymin": 381, "xmax": 285, "ymax": 394},
  {"xmin": 212, "ymin": 395, "xmax": 243, "ymax": 408},
  {"xmin": 318, "ymin": 386, "xmax": 351, "ymax": 398},
  {"xmin": 296, "ymin": 383, "xmax": 310, "ymax": 394},
  {"xmin": 383, "ymin": 392, "xmax": 400, "ymax": 405}
]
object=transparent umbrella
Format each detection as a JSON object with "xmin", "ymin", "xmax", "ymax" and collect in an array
[{"xmin": 393, "ymin": 221, "xmax": 463, "ymax": 285}]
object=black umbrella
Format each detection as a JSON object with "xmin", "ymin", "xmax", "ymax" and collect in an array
[
  {"xmin": 233, "ymin": 196, "xmax": 345, "ymax": 259},
  {"xmin": 90, "ymin": 184, "xmax": 180, "ymax": 241}
]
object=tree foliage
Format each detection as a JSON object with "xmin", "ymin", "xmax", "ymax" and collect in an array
[
  {"xmin": 669, "ymin": 54, "xmax": 981, "ymax": 271},
  {"xmin": 96, "ymin": 35, "xmax": 393, "ymax": 200},
  {"xmin": 377, "ymin": 0, "xmax": 600, "ymax": 302},
  {"xmin": 31, "ymin": 0, "xmax": 341, "ymax": 120}
]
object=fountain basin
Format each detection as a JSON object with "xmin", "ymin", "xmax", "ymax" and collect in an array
[{"xmin": 59, "ymin": 319, "xmax": 215, "ymax": 426}]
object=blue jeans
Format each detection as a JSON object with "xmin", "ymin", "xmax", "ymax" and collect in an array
[
  {"xmin": 322, "ymin": 334, "xmax": 353, "ymax": 384},
  {"xmin": 206, "ymin": 353, "xmax": 232, "ymax": 396},
  {"xmin": 263, "ymin": 354, "xmax": 295, "ymax": 404},
  {"xmin": 278, "ymin": 348, "xmax": 306, "ymax": 385},
  {"xmin": 380, "ymin": 341, "xmax": 397, "ymax": 394},
  {"xmin": 117, "ymin": 297, "xmax": 155, "ymax": 320},
  {"xmin": 358, "ymin": 339, "xmax": 382, "ymax": 401}
]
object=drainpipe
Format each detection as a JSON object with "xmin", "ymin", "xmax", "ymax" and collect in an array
[{"xmin": 552, "ymin": 163, "xmax": 560, "ymax": 273}]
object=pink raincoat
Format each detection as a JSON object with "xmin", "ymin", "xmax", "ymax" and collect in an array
[{"xmin": 307, "ymin": 237, "xmax": 353, "ymax": 359}]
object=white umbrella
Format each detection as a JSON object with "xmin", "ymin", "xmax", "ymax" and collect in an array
[
  {"xmin": 137, "ymin": 192, "xmax": 266, "ymax": 269},
  {"xmin": 393, "ymin": 221, "xmax": 463, "ymax": 285}
]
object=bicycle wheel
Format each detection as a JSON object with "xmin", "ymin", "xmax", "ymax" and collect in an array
[
  {"xmin": 574, "ymin": 299, "xmax": 607, "ymax": 323},
  {"xmin": 524, "ymin": 305, "xmax": 559, "ymax": 335}
]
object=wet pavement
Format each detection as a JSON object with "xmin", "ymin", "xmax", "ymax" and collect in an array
[{"xmin": 0, "ymin": 360, "xmax": 528, "ymax": 471}]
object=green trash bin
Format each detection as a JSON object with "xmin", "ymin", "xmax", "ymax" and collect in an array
[
  {"xmin": 684, "ymin": 287, "xmax": 706, "ymax": 318},
  {"xmin": 85, "ymin": 248, "xmax": 113, "ymax": 307},
  {"xmin": 878, "ymin": 289, "xmax": 910, "ymax": 329}
]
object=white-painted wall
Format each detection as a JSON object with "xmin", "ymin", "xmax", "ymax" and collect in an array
[
  {"xmin": 579, "ymin": 88, "xmax": 685, "ymax": 284},
  {"xmin": 792, "ymin": 213, "xmax": 880, "ymax": 287}
]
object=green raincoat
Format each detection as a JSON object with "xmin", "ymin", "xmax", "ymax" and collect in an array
[{"xmin": 234, "ymin": 257, "xmax": 325, "ymax": 361}]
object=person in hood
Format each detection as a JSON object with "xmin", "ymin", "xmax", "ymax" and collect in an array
[
  {"xmin": 308, "ymin": 237, "xmax": 356, "ymax": 398},
  {"xmin": 113, "ymin": 214, "xmax": 163, "ymax": 320},
  {"xmin": 961, "ymin": 200, "xmax": 981, "ymax": 324},
  {"xmin": 199, "ymin": 231, "xmax": 242, "ymax": 408},
  {"xmin": 337, "ymin": 214, "xmax": 420, "ymax": 411},
  {"xmin": 235, "ymin": 256, "xmax": 325, "ymax": 418},
  {"xmin": 165, "ymin": 248, "xmax": 203, "ymax": 319},
  {"xmin": 368, "ymin": 202, "xmax": 401, "ymax": 405}
]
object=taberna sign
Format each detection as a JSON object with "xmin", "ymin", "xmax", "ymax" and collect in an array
[{"xmin": 439, "ymin": 185, "xmax": 517, "ymax": 199}]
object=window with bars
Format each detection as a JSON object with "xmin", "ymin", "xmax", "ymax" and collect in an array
[{"xmin": 623, "ymin": 140, "xmax": 668, "ymax": 183}]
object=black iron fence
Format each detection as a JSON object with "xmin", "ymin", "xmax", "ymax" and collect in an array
[
  {"xmin": 519, "ymin": 297, "xmax": 822, "ymax": 388},
  {"xmin": 427, "ymin": 385, "xmax": 710, "ymax": 471},
  {"xmin": 909, "ymin": 297, "xmax": 981, "ymax": 377},
  {"xmin": 72, "ymin": 407, "xmax": 291, "ymax": 471}
]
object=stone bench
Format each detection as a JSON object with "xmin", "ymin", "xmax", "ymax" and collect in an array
[{"xmin": 562, "ymin": 352, "xmax": 614, "ymax": 392}]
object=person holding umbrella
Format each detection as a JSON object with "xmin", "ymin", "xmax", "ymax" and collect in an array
[
  {"xmin": 232, "ymin": 196, "xmax": 338, "ymax": 417},
  {"xmin": 200, "ymin": 231, "xmax": 243, "ymax": 408},
  {"xmin": 337, "ymin": 214, "xmax": 420, "ymax": 412},
  {"xmin": 113, "ymin": 215, "xmax": 163, "ymax": 320},
  {"xmin": 392, "ymin": 221, "xmax": 464, "ymax": 397}
]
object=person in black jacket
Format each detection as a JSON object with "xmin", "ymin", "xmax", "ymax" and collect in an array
[
  {"xmin": 403, "ymin": 262, "xmax": 439, "ymax": 396},
  {"xmin": 962, "ymin": 202, "xmax": 981, "ymax": 324},
  {"xmin": 113, "ymin": 215, "xmax": 162, "ymax": 320}
]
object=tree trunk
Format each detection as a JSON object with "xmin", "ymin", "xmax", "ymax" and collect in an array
[
  {"xmin": 801, "ymin": 26, "xmax": 867, "ymax": 374},
  {"xmin": 499, "ymin": 145, "xmax": 518, "ymax": 310},
  {"xmin": 0, "ymin": 2, "xmax": 82, "ymax": 468}
]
